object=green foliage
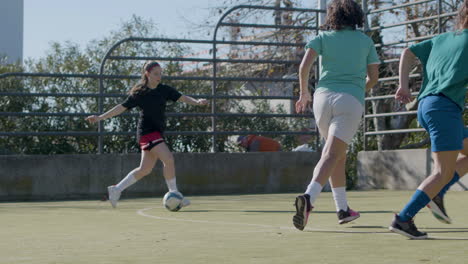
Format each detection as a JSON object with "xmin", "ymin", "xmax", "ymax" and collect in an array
[
  {"xmin": 345, "ymin": 129, "xmax": 363, "ymax": 190},
  {"xmin": 1, "ymin": 15, "xmax": 313, "ymax": 154},
  {"xmin": 1, "ymin": 16, "xmax": 168, "ymax": 154}
]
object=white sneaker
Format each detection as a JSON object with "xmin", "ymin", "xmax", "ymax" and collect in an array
[
  {"xmin": 427, "ymin": 195, "xmax": 451, "ymax": 224},
  {"xmin": 181, "ymin": 197, "xmax": 191, "ymax": 208},
  {"xmin": 107, "ymin": 185, "xmax": 121, "ymax": 208}
]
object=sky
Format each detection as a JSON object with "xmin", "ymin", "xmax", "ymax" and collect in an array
[{"xmin": 24, "ymin": 0, "xmax": 318, "ymax": 61}]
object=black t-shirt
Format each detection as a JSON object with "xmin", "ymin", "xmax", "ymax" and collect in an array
[{"xmin": 121, "ymin": 84, "xmax": 182, "ymax": 136}]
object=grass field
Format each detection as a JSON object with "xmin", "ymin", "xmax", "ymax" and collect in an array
[{"xmin": 1, "ymin": 190, "xmax": 468, "ymax": 264}]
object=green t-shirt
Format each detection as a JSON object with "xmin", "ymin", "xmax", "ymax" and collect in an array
[
  {"xmin": 306, "ymin": 29, "xmax": 380, "ymax": 104},
  {"xmin": 410, "ymin": 29, "xmax": 468, "ymax": 110}
]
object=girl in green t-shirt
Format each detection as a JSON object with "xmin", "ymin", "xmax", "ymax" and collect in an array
[
  {"xmin": 292, "ymin": 0, "xmax": 379, "ymax": 231},
  {"xmin": 390, "ymin": 0, "xmax": 468, "ymax": 239}
]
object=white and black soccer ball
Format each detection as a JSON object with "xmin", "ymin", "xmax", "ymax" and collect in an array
[{"xmin": 163, "ymin": 191, "xmax": 184, "ymax": 212}]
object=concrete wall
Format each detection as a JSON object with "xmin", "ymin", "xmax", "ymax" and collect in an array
[
  {"xmin": 0, "ymin": 152, "xmax": 321, "ymax": 201},
  {"xmin": 357, "ymin": 149, "xmax": 468, "ymax": 190}
]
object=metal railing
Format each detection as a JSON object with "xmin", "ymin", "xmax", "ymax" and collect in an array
[
  {"xmin": 0, "ymin": 5, "xmax": 325, "ymax": 154},
  {"xmin": 362, "ymin": 0, "xmax": 461, "ymax": 150},
  {"xmin": 210, "ymin": 5, "xmax": 323, "ymax": 152}
]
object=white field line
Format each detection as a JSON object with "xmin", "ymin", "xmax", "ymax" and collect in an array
[{"xmin": 137, "ymin": 207, "xmax": 394, "ymax": 235}]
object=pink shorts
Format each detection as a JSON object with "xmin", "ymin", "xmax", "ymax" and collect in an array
[{"xmin": 139, "ymin": 131, "xmax": 164, "ymax": 151}]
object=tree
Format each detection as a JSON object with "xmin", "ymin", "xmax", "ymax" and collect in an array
[
  {"xmin": 1, "ymin": 9, "xmax": 317, "ymax": 154},
  {"xmin": 0, "ymin": 60, "xmax": 29, "ymax": 154},
  {"xmin": 194, "ymin": 0, "xmax": 319, "ymax": 152},
  {"xmin": 365, "ymin": 0, "xmax": 464, "ymax": 150},
  {"xmin": 0, "ymin": 16, "xmax": 190, "ymax": 154}
]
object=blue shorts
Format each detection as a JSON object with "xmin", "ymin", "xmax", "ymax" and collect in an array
[{"xmin": 418, "ymin": 95, "xmax": 464, "ymax": 152}]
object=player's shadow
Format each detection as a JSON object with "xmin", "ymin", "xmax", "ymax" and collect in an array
[
  {"xmin": 423, "ymin": 228, "xmax": 468, "ymax": 233},
  {"xmin": 354, "ymin": 210, "xmax": 395, "ymax": 214},
  {"xmin": 304, "ymin": 225, "xmax": 468, "ymax": 238},
  {"xmin": 181, "ymin": 210, "xmax": 343, "ymax": 213},
  {"xmin": 305, "ymin": 226, "xmax": 390, "ymax": 234},
  {"xmin": 424, "ymin": 227, "xmax": 468, "ymax": 230},
  {"xmin": 351, "ymin": 226, "xmax": 468, "ymax": 233},
  {"xmin": 425, "ymin": 237, "xmax": 468, "ymax": 240},
  {"xmin": 182, "ymin": 210, "xmax": 394, "ymax": 214},
  {"xmin": 181, "ymin": 210, "xmax": 294, "ymax": 213}
]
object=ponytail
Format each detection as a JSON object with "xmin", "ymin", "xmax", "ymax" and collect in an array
[{"xmin": 128, "ymin": 61, "xmax": 161, "ymax": 95}]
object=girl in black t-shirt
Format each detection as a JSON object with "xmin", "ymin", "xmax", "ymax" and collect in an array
[{"xmin": 86, "ymin": 61, "xmax": 208, "ymax": 209}]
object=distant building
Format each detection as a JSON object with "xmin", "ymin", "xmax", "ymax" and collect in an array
[{"xmin": 0, "ymin": 0, "xmax": 23, "ymax": 64}]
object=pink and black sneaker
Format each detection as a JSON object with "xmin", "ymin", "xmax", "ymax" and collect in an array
[
  {"xmin": 293, "ymin": 194, "xmax": 312, "ymax": 231},
  {"xmin": 337, "ymin": 207, "xmax": 360, "ymax": 224}
]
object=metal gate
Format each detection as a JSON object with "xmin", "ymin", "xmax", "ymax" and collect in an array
[{"xmin": 0, "ymin": 5, "xmax": 324, "ymax": 154}]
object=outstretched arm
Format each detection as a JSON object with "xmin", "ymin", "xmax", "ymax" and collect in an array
[
  {"xmin": 396, "ymin": 48, "xmax": 417, "ymax": 104},
  {"xmin": 85, "ymin": 104, "xmax": 127, "ymax": 124},
  {"xmin": 296, "ymin": 48, "xmax": 317, "ymax": 113},
  {"xmin": 178, "ymin": 95, "xmax": 209, "ymax": 106}
]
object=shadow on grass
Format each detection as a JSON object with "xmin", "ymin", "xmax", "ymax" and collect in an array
[
  {"xmin": 180, "ymin": 210, "xmax": 295, "ymax": 213},
  {"xmin": 181, "ymin": 210, "xmax": 394, "ymax": 214},
  {"xmin": 424, "ymin": 229, "xmax": 468, "ymax": 233},
  {"xmin": 303, "ymin": 225, "xmax": 468, "ymax": 237},
  {"xmin": 425, "ymin": 237, "xmax": 468, "ymax": 240},
  {"xmin": 424, "ymin": 227, "xmax": 468, "ymax": 230},
  {"xmin": 304, "ymin": 227, "xmax": 390, "ymax": 234}
]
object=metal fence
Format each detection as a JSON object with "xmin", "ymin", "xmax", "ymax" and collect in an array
[
  {"xmin": 0, "ymin": 5, "xmax": 324, "ymax": 153},
  {"xmin": 362, "ymin": 0, "xmax": 461, "ymax": 150},
  {"xmin": 2, "ymin": 1, "xmax": 462, "ymax": 154}
]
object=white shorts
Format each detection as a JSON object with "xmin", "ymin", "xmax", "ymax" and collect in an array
[{"xmin": 313, "ymin": 90, "xmax": 364, "ymax": 144}]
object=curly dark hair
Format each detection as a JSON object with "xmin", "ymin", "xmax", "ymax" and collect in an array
[{"xmin": 321, "ymin": 0, "xmax": 364, "ymax": 31}]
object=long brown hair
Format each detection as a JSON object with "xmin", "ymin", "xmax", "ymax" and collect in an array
[
  {"xmin": 457, "ymin": 0, "xmax": 468, "ymax": 30},
  {"xmin": 321, "ymin": 0, "xmax": 364, "ymax": 31},
  {"xmin": 128, "ymin": 61, "xmax": 161, "ymax": 95}
]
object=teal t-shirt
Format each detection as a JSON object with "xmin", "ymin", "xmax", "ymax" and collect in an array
[
  {"xmin": 306, "ymin": 29, "xmax": 380, "ymax": 104},
  {"xmin": 410, "ymin": 29, "xmax": 468, "ymax": 110}
]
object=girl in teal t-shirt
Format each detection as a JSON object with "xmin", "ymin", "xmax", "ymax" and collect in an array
[
  {"xmin": 390, "ymin": 0, "xmax": 468, "ymax": 239},
  {"xmin": 293, "ymin": 0, "xmax": 380, "ymax": 231}
]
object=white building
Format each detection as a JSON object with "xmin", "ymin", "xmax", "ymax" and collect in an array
[{"xmin": 0, "ymin": 0, "xmax": 23, "ymax": 64}]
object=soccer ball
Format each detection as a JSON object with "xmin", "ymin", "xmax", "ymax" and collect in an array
[{"xmin": 163, "ymin": 191, "xmax": 184, "ymax": 212}]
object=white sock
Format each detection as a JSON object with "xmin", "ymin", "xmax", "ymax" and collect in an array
[
  {"xmin": 332, "ymin": 187, "xmax": 348, "ymax": 212},
  {"xmin": 165, "ymin": 177, "xmax": 178, "ymax": 192},
  {"xmin": 305, "ymin": 181, "xmax": 322, "ymax": 205},
  {"xmin": 115, "ymin": 170, "xmax": 138, "ymax": 192}
]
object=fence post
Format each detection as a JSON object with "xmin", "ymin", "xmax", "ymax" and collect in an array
[
  {"xmin": 98, "ymin": 69, "xmax": 104, "ymax": 154},
  {"xmin": 318, "ymin": 0, "xmax": 327, "ymax": 25},
  {"xmin": 362, "ymin": 0, "xmax": 369, "ymax": 151},
  {"xmin": 314, "ymin": 1, "xmax": 327, "ymax": 152},
  {"xmin": 314, "ymin": 11, "xmax": 321, "ymax": 151},
  {"xmin": 437, "ymin": 0, "xmax": 443, "ymax": 34},
  {"xmin": 363, "ymin": 0, "xmax": 369, "ymax": 32},
  {"xmin": 98, "ymin": 37, "xmax": 131, "ymax": 154},
  {"xmin": 212, "ymin": 17, "xmax": 223, "ymax": 153}
]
